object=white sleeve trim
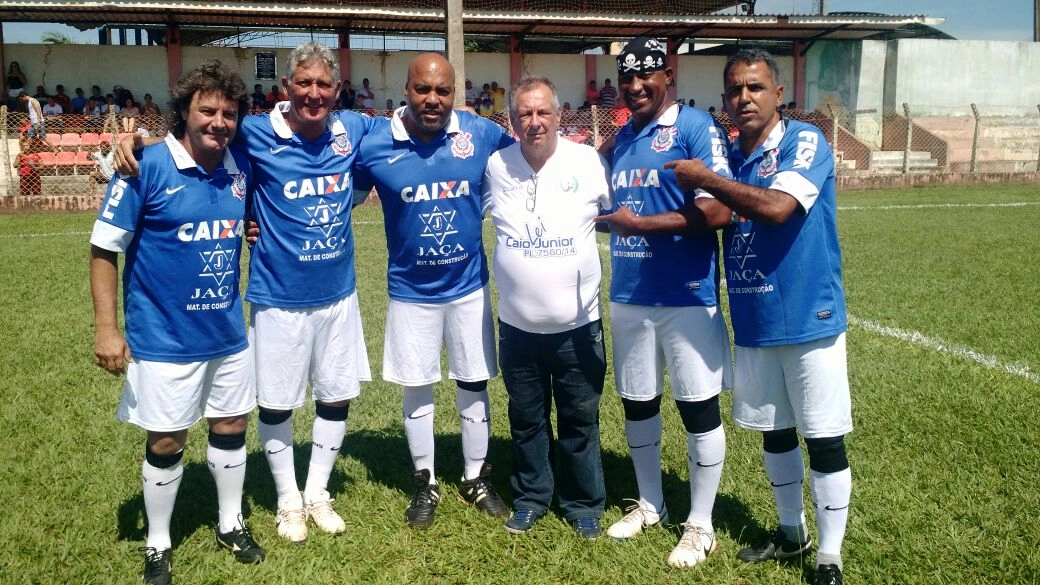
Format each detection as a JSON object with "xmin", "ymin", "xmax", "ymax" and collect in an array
[
  {"xmin": 771, "ymin": 170, "xmax": 820, "ymax": 212},
  {"xmin": 693, "ymin": 188, "xmax": 716, "ymax": 200},
  {"xmin": 90, "ymin": 220, "xmax": 133, "ymax": 253}
]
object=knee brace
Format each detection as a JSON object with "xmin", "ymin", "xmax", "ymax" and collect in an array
[
  {"xmin": 675, "ymin": 395, "xmax": 722, "ymax": 434},
  {"xmin": 208, "ymin": 429, "xmax": 247, "ymax": 451},
  {"xmin": 258, "ymin": 407, "xmax": 292, "ymax": 426},
  {"xmin": 805, "ymin": 435, "xmax": 849, "ymax": 474},
  {"xmin": 145, "ymin": 446, "xmax": 184, "ymax": 469},
  {"xmin": 456, "ymin": 379, "xmax": 488, "ymax": 393},
  {"xmin": 315, "ymin": 401, "xmax": 350, "ymax": 422},
  {"xmin": 621, "ymin": 395, "xmax": 662, "ymax": 421},
  {"xmin": 762, "ymin": 428, "xmax": 800, "ymax": 454}
]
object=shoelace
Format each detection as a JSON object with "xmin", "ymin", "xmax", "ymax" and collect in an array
[
  {"xmin": 140, "ymin": 546, "xmax": 170, "ymax": 575},
  {"xmin": 676, "ymin": 523, "xmax": 707, "ymax": 551},
  {"xmin": 513, "ymin": 508, "xmax": 538, "ymax": 523},
  {"xmin": 574, "ymin": 516, "xmax": 599, "ymax": 530}
]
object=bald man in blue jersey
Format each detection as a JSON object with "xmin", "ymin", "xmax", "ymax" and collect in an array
[{"xmin": 353, "ymin": 53, "xmax": 514, "ymax": 529}]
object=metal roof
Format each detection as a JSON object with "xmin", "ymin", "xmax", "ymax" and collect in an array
[{"xmin": 0, "ymin": 1, "xmax": 948, "ymax": 44}]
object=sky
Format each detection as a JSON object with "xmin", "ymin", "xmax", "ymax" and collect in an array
[{"xmin": 2, "ymin": 0, "xmax": 1034, "ymax": 45}]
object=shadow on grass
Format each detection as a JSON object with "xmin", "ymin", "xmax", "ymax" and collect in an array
[{"xmin": 116, "ymin": 424, "xmax": 764, "ymax": 548}]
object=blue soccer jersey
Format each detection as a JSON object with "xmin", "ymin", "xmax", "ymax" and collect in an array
[
  {"xmin": 241, "ymin": 104, "xmax": 376, "ymax": 308},
  {"xmin": 608, "ymin": 104, "xmax": 733, "ymax": 307},
  {"xmin": 724, "ymin": 118, "xmax": 847, "ymax": 347},
  {"xmin": 354, "ymin": 109, "xmax": 514, "ymax": 303},
  {"xmin": 90, "ymin": 134, "xmax": 250, "ymax": 362}
]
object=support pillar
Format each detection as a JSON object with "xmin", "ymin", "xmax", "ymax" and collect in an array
[
  {"xmin": 338, "ymin": 30, "xmax": 352, "ymax": 83},
  {"xmin": 166, "ymin": 24, "xmax": 182, "ymax": 91},
  {"xmin": 509, "ymin": 35, "xmax": 523, "ymax": 86},
  {"xmin": 666, "ymin": 39, "xmax": 680, "ymax": 103},
  {"xmin": 792, "ymin": 40, "xmax": 807, "ymax": 110},
  {"xmin": 445, "ymin": 0, "xmax": 466, "ymax": 105}
]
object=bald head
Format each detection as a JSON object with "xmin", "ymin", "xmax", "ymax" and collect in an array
[
  {"xmin": 407, "ymin": 53, "xmax": 455, "ymax": 87},
  {"xmin": 402, "ymin": 52, "xmax": 456, "ymax": 142}
]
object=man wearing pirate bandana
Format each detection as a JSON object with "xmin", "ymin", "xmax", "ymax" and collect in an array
[{"xmin": 595, "ymin": 36, "xmax": 736, "ymax": 570}]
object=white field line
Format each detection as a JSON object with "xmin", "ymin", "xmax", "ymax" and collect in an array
[
  {"xmin": 0, "ymin": 230, "xmax": 90, "ymax": 239},
  {"xmin": 838, "ymin": 201, "xmax": 1040, "ymax": 211},
  {"xmin": 849, "ymin": 315, "xmax": 1040, "ymax": 385}
]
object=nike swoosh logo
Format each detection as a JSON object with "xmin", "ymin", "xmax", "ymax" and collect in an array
[
  {"xmin": 770, "ymin": 480, "xmax": 801, "ymax": 488},
  {"xmin": 267, "ymin": 445, "xmax": 289, "ymax": 455},
  {"xmin": 407, "ymin": 412, "xmax": 433, "ymax": 420},
  {"xmin": 155, "ymin": 474, "xmax": 183, "ymax": 487},
  {"xmin": 165, "ymin": 185, "xmax": 185, "ymax": 195},
  {"xmin": 387, "ymin": 152, "xmax": 407, "ymax": 164},
  {"xmin": 824, "ymin": 504, "xmax": 850, "ymax": 512},
  {"xmin": 627, "ymin": 441, "xmax": 660, "ymax": 449},
  {"xmin": 224, "ymin": 461, "xmax": 246, "ymax": 469},
  {"xmin": 695, "ymin": 460, "xmax": 723, "ymax": 468},
  {"xmin": 270, "ymin": 145, "xmax": 291, "ymax": 154},
  {"xmin": 330, "ymin": 446, "xmax": 340, "ymax": 452}
]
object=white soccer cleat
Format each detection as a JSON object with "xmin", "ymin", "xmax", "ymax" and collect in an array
[
  {"xmin": 276, "ymin": 506, "xmax": 308, "ymax": 545},
  {"xmin": 606, "ymin": 499, "xmax": 668, "ymax": 540},
  {"xmin": 305, "ymin": 489, "xmax": 346, "ymax": 534},
  {"xmin": 667, "ymin": 522, "xmax": 718, "ymax": 568}
]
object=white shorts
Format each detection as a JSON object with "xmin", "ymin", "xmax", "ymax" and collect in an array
[
  {"xmin": 382, "ymin": 286, "xmax": 497, "ymax": 386},
  {"xmin": 732, "ymin": 333, "xmax": 852, "ymax": 438},
  {"xmin": 251, "ymin": 293, "xmax": 371, "ymax": 410},
  {"xmin": 117, "ymin": 347, "xmax": 255, "ymax": 432},
  {"xmin": 610, "ymin": 303, "xmax": 732, "ymax": 402}
]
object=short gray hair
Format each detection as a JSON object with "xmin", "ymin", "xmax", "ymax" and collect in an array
[
  {"xmin": 508, "ymin": 77, "xmax": 560, "ymax": 118},
  {"xmin": 285, "ymin": 41, "xmax": 339, "ymax": 81}
]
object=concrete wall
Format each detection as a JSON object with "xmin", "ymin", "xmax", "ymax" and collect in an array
[{"xmin": 884, "ymin": 39, "xmax": 1040, "ymax": 116}]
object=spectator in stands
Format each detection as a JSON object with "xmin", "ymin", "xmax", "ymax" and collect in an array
[
  {"xmin": 490, "ymin": 81, "xmax": 505, "ymax": 112},
  {"xmin": 33, "ymin": 85, "xmax": 49, "ymax": 100},
  {"xmin": 385, "ymin": 98, "xmax": 394, "ymax": 112},
  {"xmin": 7, "ymin": 61, "xmax": 27, "ymax": 99},
  {"xmin": 71, "ymin": 87, "xmax": 89, "ymax": 114},
  {"xmin": 585, "ymin": 80, "xmax": 599, "ymax": 107},
  {"xmin": 339, "ymin": 80, "xmax": 356, "ymax": 110},
  {"xmin": 89, "ymin": 141, "xmax": 115, "ymax": 184},
  {"xmin": 83, "ymin": 98, "xmax": 103, "ymax": 131},
  {"xmin": 266, "ymin": 84, "xmax": 287, "ymax": 107},
  {"xmin": 14, "ymin": 136, "xmax": 42, "ymax": 197},
  {"xmin": 121, "ymin": 97, "xmax": 141, "ymax": 132},
  {"xmin": 19, "ymin": 93, "xmax": 45, "ymax": 141},
  {"xmin": 42, "ymin": 95, "xmax": 63, "ymax": 116},
  {"xmin": 598, "ymin": 78, "xmax": 617, "ymax": 108},
  {"xmin": 113, "ymin": 84, "xmax": 134, "ymax": 107},
  {"xmin": 53, "ymin": 84, "xmax": 71, "ymax": 111},
  {"xmin": 788, "ymin": 100, "xmax": 797, "ymax": 110},
  {"xmin": 142, "ymin": 93, "xmax": 161, "ymax": 117},
  {"xmin": 251, "ymin": 84, "xmax": 267, "ymax": 112},
  {"xmin": 465, "ymin": 79, "xmax": 478, "ymax": 107},
  {"xmin": 90, "ymin": 85, "xmax": 103, "ymax": 101},
  {"xmin": 357, "ymin": 77, "xmax": 375, "ymax": 109},
  {"xmin": 101, "ymin": 94, "xmax": 120, "ymax": 115}
]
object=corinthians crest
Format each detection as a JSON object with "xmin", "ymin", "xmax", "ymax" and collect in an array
[
  {"xmin": 451, "ymin": 132, "xmax": 475, "ymax": 159},
  {"xmin": 332, "ymin": 132, "xmax": 352, "ymax": 156},
  {"xmin": 651, "ymin": 127, "xmax": 677, "ymax": 153},
  {"xmin": 231, "ymin": 172, "xmax": 247, "ymax": 200},
  {"xmin": 758, "ymin": 147, "xmax": 779, "ymax": 178}
]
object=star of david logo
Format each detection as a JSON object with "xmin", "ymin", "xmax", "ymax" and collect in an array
[
  {"xmin": 419, "ymin": 205, "xmax": 458, "ymax": 245},
  {"xmin": 623, "ymin": 198, "xmax": 645, "ymax": 214},
  {"xmin": 727, "ymin": 230, "xmax": 757, "ymax": 269},
  {"xmin": 304, "ymin": 197, "xmax": 344, "ymax": 238},
  {"xmin": 199, "ymin": 242, "xmax": 237, "ymax": 286}
]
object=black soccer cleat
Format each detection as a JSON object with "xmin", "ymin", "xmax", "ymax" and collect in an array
[
  {"xmin": 216, "ymin": 524, "xmax": 267, "ymax": 564},
  {"xmin": 458, "ymin": 463, "xmax": 509, "ymax": 518},
  {"xmin": 405, "ymin": 469, "xmax": 441, "ymax": 529},
  {"xmin": 736, "ymin": 528, "xmax": 812, "ymax": 563},
  {"xmin": 815, "ymin": 563, "xmax": 843, "ymax": 585},
  {"xmin": 140, "ymin": 546, "xmax": 172, "ymax": 585}
]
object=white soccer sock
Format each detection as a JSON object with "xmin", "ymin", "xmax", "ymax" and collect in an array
[
  {"xmin": 258, "ymin": 418, "xmax": 301, "ymax": 509},
  {"xmin": 402, "ymin": 384, "xmax": 436, "ymax": 481},
  {"xmin": 764, "ymin": 447, "xmax": 808, "ymax": 538},
  {"xmin": 685, "ymin": 425, "xmax": 725, "ymax": 529},
  {"xmin": 304, "ymin": 415, "xmax": 346, "ymax": 497},
  {"xmin": 624, "ymin": 413, "xmax": 664, "ymax": 513},
  {"xmin": 142, "ymin": 457, "xmax": 183, "ymax": 550},
  {"xmin": 811, "ymin": 467, "xmax": 851, "ymax": 560},
  {"xmin": 455, "ymin": 386, "xmax": 490, "ymax": 480},
  {"xmin": 207, "ymin": 442, "xmax": 246, "ymax": 534}
]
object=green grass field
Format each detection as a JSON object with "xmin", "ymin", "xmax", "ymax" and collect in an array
[{"xmin": 1, "ymin": 184, "xmax": 1038, "ymax": 584}]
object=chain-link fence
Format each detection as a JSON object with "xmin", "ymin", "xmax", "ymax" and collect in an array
[{"xmin": 4, "ymin": 102, "xmax": 1040, "ymax": 197}]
